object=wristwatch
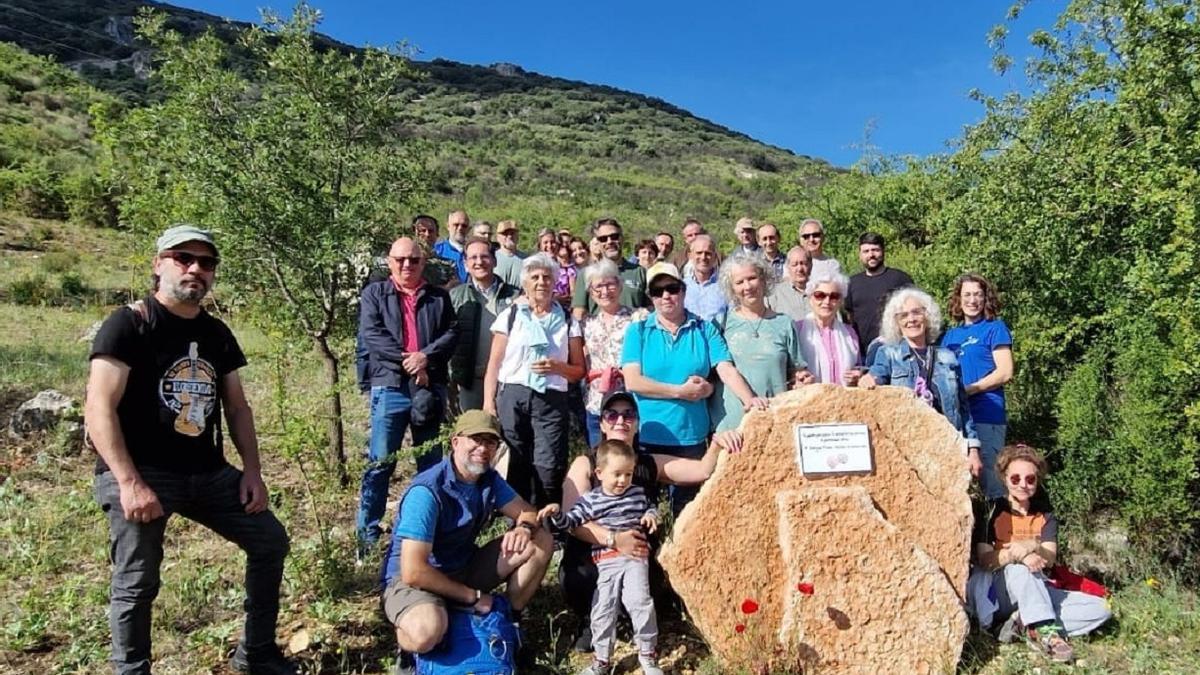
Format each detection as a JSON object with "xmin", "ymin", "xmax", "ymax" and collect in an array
[
  {"xmin": 605, "ymin": 530, "xmax": 616, "ymax": 549},
  {"xmin": 474, "ymin": 588, "xmax": 482, "ymax": 604}
]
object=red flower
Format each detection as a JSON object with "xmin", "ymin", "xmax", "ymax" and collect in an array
[
  {"xmin": 797, "ymin": 582, "xmax": 814, "ymax": 596},
  {"xmin": 741, "ymin": 598, "xmax": 759, "ymax": 615},
  {"xmin": 735, "ymin": 623, "xmax": 747, "ymax": 634}
]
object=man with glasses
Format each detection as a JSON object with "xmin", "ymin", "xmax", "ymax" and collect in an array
[
  {"xmin": 798, "ymin": 218, "xmax": 842, "ymax": 279},
  {"xmin": 571, "ymin": 217, "xmax": 648, "ymax": 320},
  {"xmin": 682, "ymin": 234, "xmax": 726, "ymax": 321},
  {"xmin": 433, "ymin": 210, "xmax": 472, "ymax": 283},
  {"xmin": 358, "ymin": 237, "xmax": 458, "ymax": 557},
  {"xmin": 412, "ymin": 214, "xmax": 458, "ymax": 289},
  {"xmin": 845, "ymin": 232, "xmax": 913, "ymax": 353},
  {"xmin": 493, "ymin": 219, "xmax": 526, "ymax": 288},
  {"xmin": 87, "ymin": 225, "xmax": 294, "ymax": 675},
  {"xmin": 620, "ymin": 262, "xmax": 765, "ymax": 515},
  {"xmin": 766, "ymin": 246, "xmax": 814, "ymax": 321},
  {"xmin": 757, "ymin": 222, "xmax": 786, "ymax": 279},
  {"xmin": 449, "ymin": 237, "xmax": 521, "ymax": 412},
  {"xmin": 381, "ymin": 410, "xmax": 552, "ymax": 674}
]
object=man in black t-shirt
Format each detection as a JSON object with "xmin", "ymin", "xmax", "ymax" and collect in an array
[
  {"xmin": 87, "ymin": 225, "xmax": 294, "ymax": 675},
  {"xmin": 844, "ymin": 232, "xmax": 914, "ymax": 354}
]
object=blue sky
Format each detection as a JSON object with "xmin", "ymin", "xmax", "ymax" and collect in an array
[{"xmin": 173, "ymin": 1, "xmax": 1064, "ymax": 167}]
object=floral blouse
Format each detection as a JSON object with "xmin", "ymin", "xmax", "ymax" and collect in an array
[{"xmin": 581, "ymin": 306, "xmax": 647, "ymax": 414}]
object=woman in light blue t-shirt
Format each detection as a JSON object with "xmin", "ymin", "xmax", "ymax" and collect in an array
[{"xmin": 941, "ymin": 273, "xmax": 1014, "ymax": 499}]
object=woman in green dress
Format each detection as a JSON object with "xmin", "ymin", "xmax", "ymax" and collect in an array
[{"xmin": 709, "ymin": 251, "xmax": 814, "ymax": 431}]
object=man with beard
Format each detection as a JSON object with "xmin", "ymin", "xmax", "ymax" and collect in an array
[
  {"xmin": 765, "ymin": 246, "xmax": 813, "ymax": 321},
  {"xmin": 86, "ymin": 225, "xmax": 294, "ymax": 675},
  {"xmin": 654, "ymin": 232, "xmax": 674, "ymax": 263},
  {"xmin": 571, "ymin": 217, "xmax": 648, "ymax": 320},
  {"xmin": 381, "ymin": 410, "xmax": 552, "ymax": 673},
  {"xmin": 844, "ymin": 231, "xmax": 913, "ymax": 352},
  {"xmin": 757, "ymin": 222, "xmax": 786, "ymax": 279},
  {"xmin": 413, "ymin": 214, "xmax": 458, "ymax": 289}
]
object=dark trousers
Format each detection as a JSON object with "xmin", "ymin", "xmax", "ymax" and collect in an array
[
  {"xmin": 641, "ymin": 441, "xmax": 707, "ymax": 516},
  {"xmin": 497, "ymin": 383, "xmax": 568, "ymax": 507},
  {"xmin": 94, "ymin": 465, "xmax": 290, "ymax": 675}
]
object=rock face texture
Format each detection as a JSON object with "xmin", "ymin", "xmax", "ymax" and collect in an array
[{"xmin": 659, "ymin": 385, "xmax": 972, "ymax": 671}]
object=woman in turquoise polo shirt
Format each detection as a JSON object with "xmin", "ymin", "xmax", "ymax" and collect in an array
[{"xmin": 620, "ymin": 261, "xmax": 766, "ymax": 516}]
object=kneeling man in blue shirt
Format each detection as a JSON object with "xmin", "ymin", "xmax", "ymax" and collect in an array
[{"xmin": 380, "ymin": 410, "xmax": 553, "ymax": 668}]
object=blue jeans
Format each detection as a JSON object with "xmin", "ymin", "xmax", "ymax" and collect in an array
[
  {"xmin": 977, "ymin": 422, "xmax": 1007, "ymax": 499},
  {"xmin": 357, "ymin": 384, "xmax": 444, "ymax": 546},
  {"xmin": 641, "ymin": 441, "xmax": 707, "ymax": 517},
  {"xmin": 94, "ymin": 466, "xmax": 289, "ymax": 675},
  {"xmin": 585, "ymin": 411, "xmax": 603, "ymax": 449}
]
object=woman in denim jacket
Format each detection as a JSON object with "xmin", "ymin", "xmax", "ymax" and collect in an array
[{"xmin": 859, "ymin": 287, "xmax": 983, "ymax": 479}]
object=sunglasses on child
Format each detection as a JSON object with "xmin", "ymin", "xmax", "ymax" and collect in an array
[
  {"xmin": 1008, "ymin": 473, "xmax": 1038, "ymax": 487},
  {"xmin": 160, "ymin": 250, "xmax": 219, "ymax": 271}
]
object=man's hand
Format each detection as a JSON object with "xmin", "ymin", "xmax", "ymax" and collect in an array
[
  {"xmin": 678, "ymin": 376, "xmax": 713, "ymax": 401},
  {"xmin": 640, "ymin": 512, "xmax": 659, "ymax": 534},
  {"xmin": 119, "ymin": 479, "xmax": 164, "ymax": 523},
  {"xmin": 537, "ymin": 504, "xmax": 560, "ymax": 521},
  {"xmin": 614, "ymin": 529, "xmax": 650, "ymax": 559},
  {"xmin": 472, "ymin": 591, "xmax": 494, "ymax": 615},
  {"xmin": 413, "ymin": 369, "xmax": 430, "ymax": 387},
  {"xmin": 402, "ymin": 351, "xmax": 428, "ymax": 375},
  {"xmin": 501, "ymin": 524, "xmax": 532, "ymax": 556},
  {"xmin": 1022, "ymin": 551, "xmax": 1048, "ymax": 573},
  {"xmin": 1004, "ymin": 540, "xmax": 1035, "ymax": 562},
  {"xmin": 240, "ymin": 470, "xmax": 269, "ymax": 514}
]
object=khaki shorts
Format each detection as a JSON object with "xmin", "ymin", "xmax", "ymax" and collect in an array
[{"xmin": 382, "ymin": 537, "xmax": 507, "ymax": 625}]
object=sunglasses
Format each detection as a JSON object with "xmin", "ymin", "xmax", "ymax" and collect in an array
[
  {"xmin": 800, "ymin": 232, "xmax": 823, "ymax": 240},
  {"xmin": 1008, "ymin": 473, "xmax": 1038, "ymax": 487},
  {"xmin": 649, "ymin": 282, "xmax": 684, "ymax": 298},
  {"xmin": 499, "ymin": 229, "xmax": 518, "ymax": 236},
  {"xmin": 160, "ymin": 250, "xmax": 219, "ymax": 271},
  {"xmin": 601, "ymin": 408, "xmax": 638, "ymax": 424},
  {"xmin": 596, "ymin": 234, "xmax": 621, "ymax": 243},
  {"xmin": 811, "ymin": 291, "xmax": 842, "ymax": 302},
  {"xmin": 391, "ymin": 255, "xmax": 423, "ymax": 266},
  {"xmin": 895, "ymin": 308, "xmax": 927, "ymax": 320}
]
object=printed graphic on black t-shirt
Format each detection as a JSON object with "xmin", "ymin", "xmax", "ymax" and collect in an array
[{"xmin": 90, "ymin": 296, "xmax": 247, "ymax": 475}]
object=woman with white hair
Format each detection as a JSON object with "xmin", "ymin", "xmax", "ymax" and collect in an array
[
  {"xmin": 709, "ymin": 251, "xmax": 812, "ymax": 432},
  {"xmin": 860, "ymin": 287, "xmax": 983, "ymax": 478},
  {"xmin": 579, "ymin": 258, "xmax": 647, "ymax": 447},
  {"xmin": 795, "ymin": 271, "xmax": 862, "ymax": 385},
  {"xmin": 483, "ymin": 253, "xmax": 586, "ymax": 506}
]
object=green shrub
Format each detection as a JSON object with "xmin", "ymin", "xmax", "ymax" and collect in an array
[
  {"xmin": 59, "ymin": 272, "xmax": 88, "ymax": 297},
  {"xmin": 39, "ymin": 251, "xmax": 74, "ymax": 274},
  {"xmin": 9, "ymin": 274, "xmax": 52, "ymax": 305}
]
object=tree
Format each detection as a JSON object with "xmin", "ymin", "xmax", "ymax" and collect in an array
[{"xmin": 99, "ymin": 4, "xmax": 427, "ymax": 483}]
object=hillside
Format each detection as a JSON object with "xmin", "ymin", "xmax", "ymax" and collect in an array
[{"xmin": 0, "ymin": 0, "xmax": 834, "ymax": 236}]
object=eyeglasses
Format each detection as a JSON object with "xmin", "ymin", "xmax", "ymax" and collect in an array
[
  {"xmin": 811, "ymin": 291, "xmax": 841, "ymax": 302},
  {"xmin": 590, "ymin": 280, "xmax": 619, "ymax": 291},
  {"xmin": 391, "ymin": 255, "xmax": 423, "ymax": 266},
  {"xmin": 596, "ymin": 233, "xmax": 621, "ymax": 243},
  {"xmin": 160, "ymin": 250, "xmax": 219, "ymax": 271},
  {"xmin": 1008, "ymin": 473, "xmax": 1038, "ymax": 487},
  {"xmin": 499, "ymin": 229, "xmax": 518, "ymax": 236},
  {"xmin": 649, "ymin": 282, "xmax": 684, "ymax": 298},
  {"xmin": 601, "ymin": 408, "xmax": 638, "ymax": 424},
  {"xmin": 800, "ymin": 232, "xmax": 823, "ymax": 240},
  {"xmin": 469, "ymin": 434, "xmax": 500, "ymax": 449},
  {"xmin": 895, "ymin": 308, "xmax": 927, "ymax": 320}
]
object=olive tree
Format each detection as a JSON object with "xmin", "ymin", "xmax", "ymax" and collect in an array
[{"xmin": 100, "ymin": 4, "xmax": 425, "ymax": 483}]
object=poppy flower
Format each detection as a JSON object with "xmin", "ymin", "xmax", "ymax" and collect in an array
[
  {"xmin": 741, "ymin": 598, "xmax": 759, "ymax": 614},
  {"xmin": 797, "ymin": 582, "xmax": 814, "ymax": 596},
  {"xmin": 735, "ymin": 623, "xmax": 746, "ymax": 634}
]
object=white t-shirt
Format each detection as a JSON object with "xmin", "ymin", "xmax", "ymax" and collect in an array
[{"xmin": 491, "ymin": 304, "xmax": 582, "ymax": 392}]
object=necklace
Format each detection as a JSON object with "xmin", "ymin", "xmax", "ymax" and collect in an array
[{"xmin": 738, "ymin": 307, "xmax": 768, "ymax": 338}]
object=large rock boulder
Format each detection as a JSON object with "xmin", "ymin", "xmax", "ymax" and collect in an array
[{"xmin": 659, "ymin": 385, "xmax": 972, "ymax": 672}]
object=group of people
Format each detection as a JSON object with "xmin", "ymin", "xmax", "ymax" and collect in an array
[{"xmin": 82, "ymin": 215, "xmax": 1109, "ymax": 675}]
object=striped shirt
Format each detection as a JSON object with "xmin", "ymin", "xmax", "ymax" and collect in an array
[{"xmin": 550, "ymin": 485, "xmax": 657, "ymax": 552}]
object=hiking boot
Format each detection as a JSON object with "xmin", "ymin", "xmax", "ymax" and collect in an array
[
  {"xmin": 572, "ymin": 625, "xmax": 594, "ymax": 653},
  {"xmin": 638, "ymin": 652, "xmax": 666, "ymax": 675},
  {"xmin": 393, "ymin": 650, "xmax": 415, "ymax": 675},
  {"xmin": 577, "ymin": 659, "xmax": 612, "ymax": 675},
  {"xmin": 230, "ymin": 643, "xmax": 298, "ymax": 675},
  {"xmin": 1027, "ymin": 623, "xmax": 1075, "ymax": 664}
]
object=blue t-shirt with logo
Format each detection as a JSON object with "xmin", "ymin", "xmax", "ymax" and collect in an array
[{"xmin": 941, "ymin": 318, "xmax": 1012, "ymax": 424}]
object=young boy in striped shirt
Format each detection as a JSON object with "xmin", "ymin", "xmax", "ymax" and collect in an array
[{"xmin": 538, "ymin": 440, "xmax": 663, "ymax": 675}]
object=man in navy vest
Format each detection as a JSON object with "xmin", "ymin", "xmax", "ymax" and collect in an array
[{"xmin": 380, "ymin": 410, "xmax": 552, "ymax": 672}]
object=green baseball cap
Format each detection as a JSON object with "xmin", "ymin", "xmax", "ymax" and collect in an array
[
  {"xmin": 452, "ymin": 410, "xmax": 502, "ymax": 439},
  {"xmin": 156, "ymin": 224, "xmax": 218, "ymax": 257}
]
